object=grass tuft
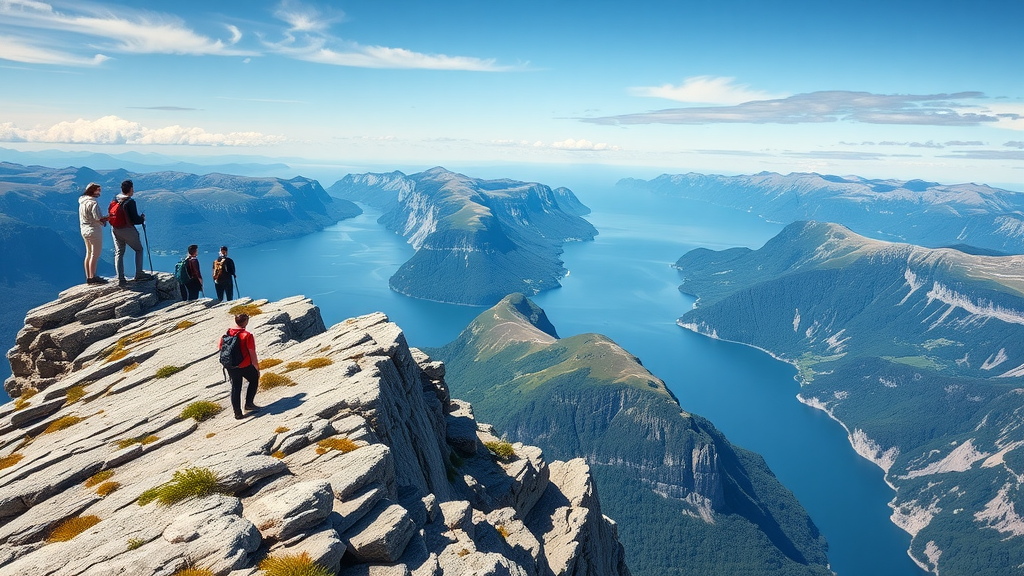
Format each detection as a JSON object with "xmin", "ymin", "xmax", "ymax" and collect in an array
[
  {"xmin": 44, "ymin": 415, "xmax": 84, "ymax": 434},
  {"xmin": 258, "ymin": 552, "xmax": 332, "ymax": 576},
  {"xmin": 179, "ymin": 401, "xmax": 222, "ymax": 422},
  {"xmin": 14, "ymin": 388, "xmax": 37, "ymax": 411},
  {"xmin": 483, "ymin": 440, "xmax": 516, "ymax": 462},
  {"xmin": 0, "ymin": 453, "xmax": 24, "ymax": 470},
  {"xmin": 154, "ymin": 365, "xmax": 184, "ymax": 379},
  {"xmin": 228, "ymin": 304, "xmax": 263, "ymax": 316},
  {"xmin": 283, "ymin": 361, "xmax": 305, "ymax": 372},
  {"xmin": 126, "ymin": 537, "xmax": 145, "ymax": 551},
  {"xmin": 206, "ymin": 433, "xmax": 216, "ymax": 439},
  {"xmin": 65, "ymin": 385, "xmax": 87, "ymax": 405},
  {"xmin": 47, "ymin": 515, "xmax": 100, "ymax": 542},
  {"xmin": 458, "ymin": 548, "xmax": 470, "ymax": 557},
  {"xmin": 116, "ymin": 435, "xmax": 159, "ymax": 449},
  {"xmin": 275, "ymin": 426, "xmax": 290, "ymax": 434},
  {"xmin": 315, "ymin": 437, "xmax": 359, "ymax": 455},
  {"xmin": 259, "ymin": 358, "xmax": 283, "ymax": 370},
  {"xmin": 105, "ymin": 348, "xmax": 128, "ymax": 363},
  {"xmin": 175, "ymin": 320, "xmax": 195, "ymax": 330},
  {"xmin": 84, "ymin": 469, "xmax": 114, "ymax": 488},
  {"xmin": 171, "ymin": 569, "xmax": 214, "ymax": 576},
  {"xmin": 123, "ymin": 362, "xmax": 140, "ymax": 373},
  {"xmin": 138, "ymin": 467, "xmax": 225, "ymax": 506},
  {"xmin": 271, "ymin": 450, "xmax": 285, "ymax": 459},
  {"xmin": 96, "ymin": 481, "xmax": 120, "ymax": 497},
  {"xmin": 304, "ymin": 357, "xmax": 333, "ymax": 369},
  {"xmin": 259, "ymin": 372, "xmax": 295, "ymax": 390}
]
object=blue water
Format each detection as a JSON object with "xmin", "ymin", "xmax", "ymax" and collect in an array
[{"xmin": 7, "ymin": 175, "xmax": 925, "ymax": 576}]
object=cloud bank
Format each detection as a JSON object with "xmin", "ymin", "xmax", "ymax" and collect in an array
[
  {"xmin": 0, "ymin": 116, "xmax": 284, "ymax": 146},
  {"xmin": 629, "ymin": 76, "xmax": 788, "ymax": 105},
  {"xmin": 491, "ymin": 138, "xmax": 619, "ymax": 152},
  {"xmin": 585, "ymin": 91, "xmax": 1014, "ymax": 127}
]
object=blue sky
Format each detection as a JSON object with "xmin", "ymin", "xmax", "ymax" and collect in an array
[{"xmin": 0, "ymin": 0, "xmax": 1022, "ymax": 185}]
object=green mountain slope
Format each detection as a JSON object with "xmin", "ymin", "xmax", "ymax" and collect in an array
[
  {"xmin": 330, "ymin": 168, "xmax": 597, "ymax": 305},
  {"xmin": 676, "ymin": 221, "xmax": 1024, "ymax": 575},
  {"xmin": 428, "ymin": 294, "xmax": 831, "ymax": 576}
]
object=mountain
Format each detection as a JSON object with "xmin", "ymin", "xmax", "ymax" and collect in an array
[
  {"xmin": 329, "ymin": 168, "xmax": 597, "ymax": 306},
  {"xmin": 427, "ymin": 294, "xmax": 831, "ymax": 576},
  {"xmin": 0, "ymin": 278, "xmax": 629, "ymax": 575},
  {"xmin": 676, "ymin": 221, "xmax": 1024, "ymax": 575},
  {"xmin": 0, "ymin": 162, "xmax": 361, "ymax": 253},
  {"xmin": 0, "ymin": 146, "xmax": 291, "ymax": 177},
  {"xmin": 620, "ymin": 172, "xmax": 1024, "ymax": 254}
]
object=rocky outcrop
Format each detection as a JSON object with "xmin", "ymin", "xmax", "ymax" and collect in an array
[{"xmin": 0, "ymin": 281, "xmax": 629, "ymax": 576}]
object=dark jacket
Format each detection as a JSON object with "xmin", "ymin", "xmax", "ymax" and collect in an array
[
  {"xmin": 186, "ymin": 255, "xmax": 202, "ymax": 282},
  {"xmin": 113, "ymin": 193, "xmax": 145, "ymax": 228},
  {"xmin": 214, "ymin": 256, "xmax": 235, "ymax": 284}
]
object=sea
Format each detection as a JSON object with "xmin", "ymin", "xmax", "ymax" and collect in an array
[{"xmin": 1, "ymin": 169, "xmax": 926, "ymax": 576}]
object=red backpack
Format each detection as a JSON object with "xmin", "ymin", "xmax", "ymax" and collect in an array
[{"xmin": 108, "ymin": 199, "xmax": 128, "ymax": 228}]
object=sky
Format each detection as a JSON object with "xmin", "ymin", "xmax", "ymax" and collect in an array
[{"xmin": 0, "ymin": 0, "xmax": 1022, "ymax": 186}]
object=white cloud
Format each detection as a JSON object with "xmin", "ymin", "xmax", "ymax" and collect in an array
[
  {"xmin": 630, "ymin": 76, "xmax": 788, "ymax": 105},
  {"xmin": 0, "ymin": 34, "xmax": 108, "ymax": 65},
  {"xmin": 0, "ymin": 0, "xmax": 252, "ymax": 61},
  {"xmin": 274, "ymin": 0, "xmax": 341, "ymax": 33},
  {"xmin": 491, "ymin": 138, "xmax": 619, "ymax": 152},
  {"xmin": 0, "ymin": 116, "xmax": 284, "ymax": 146},
  {"xmin": 982, "ymin": 102, "xmax": 1024, "ymax": 131}
]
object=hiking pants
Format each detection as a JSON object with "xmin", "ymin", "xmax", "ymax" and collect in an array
[
  {"xmin": 111, "ymin": 226, "xmax": 144, "ymax": 281},
  {"xmin": 184, "ymin": 279, "xmax": 202, "ymax": 301},
  {"xmin": 215, "ymin": 279, "xmax": 234, "ymax": 302},
  {"xmin": 227, "ymin": 364, "xmax": 259, "ymax": 417}
]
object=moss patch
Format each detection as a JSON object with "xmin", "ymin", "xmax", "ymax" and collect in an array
[
  {"xmin": 154, "ymin": 365, "xmax": 184, "ymax": 379},
  {"xmin": 304, "ymin": 357, "xmax": 333, "ymax": 369},
  {"xmin": 96, "ymin": 481, "xmax": 120, "ymax": 497},
  {"xmin": 122, "ymin": 362, "xmax": 140, "ymax": 373},
  {"xmin": 275, "ymin": 426, "xmax": 290, "ymax": 434},
  {"xmin": 175, "ymin": 320, "xmax": 195, "ymax": 330},
  {"xmin": 259, "ymin": 358, "xmax": 283, "ymax": 370},
  {"xmin": 0, "ymin": 453, "xmax": 24, "ymax": 470},
  {"xmin": 47, "ymin": 515, "xmax": 100, "ymax": 542},
  {"xmin": 259, "ymin": 372, "xmax": 295, "ymax": 390},
  {"xmin": 65, "ymin": 385, "xmax": 87, "ymax": 405},
  {"xmin": 44, "ymin": 415, "xmax": 84, "ymax": 434},
  {"xmin": 138, "ymin": 467, "xmax": 225, "ymax": 506},
  {"xmin": 179, "ymin": 401, "xmax": 222, "ymax": 422},
  {"xmin": 228, "ymin": 304, "xmax": 263, "ymax": 316},
  {"xmin": 315, "ymin": 437, "xmax": 359, "ymax": 455},
  {"xmin": 84, "ymin": 469, "xmax": 115, "ymax": 488},
  {"xmin": 14, "ymin": 388, "xmax": 37, "ymax": 411}
]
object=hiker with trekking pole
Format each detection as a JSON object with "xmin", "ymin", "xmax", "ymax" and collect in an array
[
  {"xmin": 213, "ymin": 246, "xmax": 237, "ymax": 302},
  {"xmin": 109, "ymin": 180, "xmax": 155, "ymax": 288}
]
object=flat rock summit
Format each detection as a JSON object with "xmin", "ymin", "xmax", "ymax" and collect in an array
[{"xmin": 0, "ymin": 275, "xmax": 629, "ymax": 576}]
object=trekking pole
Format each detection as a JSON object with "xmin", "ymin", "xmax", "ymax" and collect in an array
[
  {"xmin": 233, "ymin": 275, "xmax": 241, "ymax": 299},
  {"xmin": 141, "ymin": 222, "xmax": 154, "ymax": 273}
]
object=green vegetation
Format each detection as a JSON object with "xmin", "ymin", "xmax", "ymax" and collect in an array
[
  {"xmin": 47, "ymin": 515, "xmax": 100, "ymax": 542},
  {"xmin": 84, "ymin": 470, "xmax": 114, "ymax": 488},
  {"xmin": 138, "ymin": 467, "xmax": 225, "ymax": 506},
  {"xmin": 259, "ymin": 372, "xmax": 295, "ymax": 390},
  {"xmin": 43, "ymin": 415, "xmax": 84, "ymax": 434},
  {"xmin": 154, "ymin": 365, "xmax": 184, "ymax": 378},
  {"xmin": 116, "ymin": 435, "xmax": 159, "ymax": 449},
  {"xmin": 126, "ymin": 537, "xmax": 145, "ymax": 550},
  {"xmin": 428, "ymin": 294, "xmax": 832, "ymax": 576},
  {"xmin": 258, "ymin": 552, "xmax": 332, "ymax": 576},
  {"xmin": 881, "ymin": 355, "xmax": 945, "ymax": 370},
  {"xmin": 14, "ymin": 387, "xmax": 37, "ymax": 410},
  {"xmin": 103, "ymin": 330, "xmax": 154, "ymax": 363},
  {"xmin": 179, "ymin": 401, "xmax": 222, "ymax": 422},
  {"xmin": 123, "ymin": 362, "xmax": 140, "ymax": 372},
  {"xmin": 171, "ymin": 568, "xmax": 214, "ymax": 576},
  {"xmin": 483, "ymin": 440, "xmax": 516, "ymax": 462},
  {"xmin": 175, "ymin": 320, "xmax": 195, "ymax": 330}
]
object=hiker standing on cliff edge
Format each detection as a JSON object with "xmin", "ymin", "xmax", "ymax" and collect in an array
[
  {"xmin": 219, "ymin": 312, "xmax": 261, "ymax": 420},
  {"xmin": 213, "ymin": 246, "xmax": 236, "ymax": 302},
  {"xmin": 79, "ymin": 182, "xmax": 108, "ymax": 285},
  {"xmin": 109, "ymin": 179, "xmax": 154, "ymax": 288}
]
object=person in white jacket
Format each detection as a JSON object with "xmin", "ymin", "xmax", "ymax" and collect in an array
[{"xmin": 78, "ymin": 182, "xmax": 108, "ymax": 284}]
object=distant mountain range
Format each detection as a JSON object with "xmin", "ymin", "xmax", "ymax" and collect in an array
[
  {"xmin": 0, "ymin": 162, "xmax": 360, "ymax": 253},
  {"xmin": 428, "ymin": 293, "xmax": 831, "ymax": 576},
  {"xmin": 0, "ymin": 146, "xmax": 290, "ymax": 177},
  {"xmin": 676, "ymin": 221, "xmax": 1024, "ymax": 575},
  {"xmin": 621, "ymin": 172, "xmax": 1024, "ymax": 254},
  {"xmin": 330, "ymin": 167, "xmax": 596, "ymax": 306}
]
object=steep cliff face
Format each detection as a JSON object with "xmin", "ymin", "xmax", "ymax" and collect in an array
[
  {"xmin": 329, "ymin": 168, "xmax": 597, "ymax": 306},
  {"xmin": 676, "ymin": 221, "xmax": 1024, "ymax": 575},
  {"xmin": 429, "ymin": 294, "xmax": 831, "ymax": 576},
  {"xmin": 621, "ymin": 171, "xmax": 1024, "ymax": 254},
  {"xmin": 0, "ymin": 278, "xmax": 629, "ymax": 576}
]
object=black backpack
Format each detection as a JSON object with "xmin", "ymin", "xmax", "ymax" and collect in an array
[{"xmin": 220, "ymin": 330, "xmax": 245, "ymax": 369}]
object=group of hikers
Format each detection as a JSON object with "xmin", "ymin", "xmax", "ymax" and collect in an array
[
  {"xmin": 77, "ymin": 179, "xmax": 237, "ymax": 301},
  {"xmin": 79, "ymin": 179, "xmax": 259, "ymax": 419}
]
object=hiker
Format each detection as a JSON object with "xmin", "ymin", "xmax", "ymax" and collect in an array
[
  {"xmin": 109, "ymin": 179, "xmax": 154, "ymax": 287},
  {"xmin": 79, "ymin": 182, "xmax": 109, "ymax": 285},
  {"xmin": 213, "ymin": 246, "xmax": 236, "ymax": 302},
  {"xmin": 181, "ymin": 244, "xmax": 203, "ymax": 301},
  {"xmin": 219, "ymin": 312, "xmax": 261, "ymax": 419}
]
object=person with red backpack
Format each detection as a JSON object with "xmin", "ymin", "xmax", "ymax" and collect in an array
[
  {"xmin": 219, "ymin": 312, "xmax": 261, "ymax": 420},
  {"xmin": 109, "ymin": 180, "xmax": 154, "ymax": 288}
]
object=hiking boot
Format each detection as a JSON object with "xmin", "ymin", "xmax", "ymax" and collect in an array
[
  {"xmin": 234, "ymin": 412, "xmax": 245, "ymax": 420},
  {"xmin": 118, "ymin": 278, "xmax": 127, "ymax": 288},
  {"xmin": 133, "ymin": 272, "xmax": 155, "ymax": 281},
  {"xmin": 91, "ymin": 276, "xmax": 108, "ymax": 284},
  {"xmin": 244, "ymin": 404, "xmax": 260, "ymax": 412}
]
